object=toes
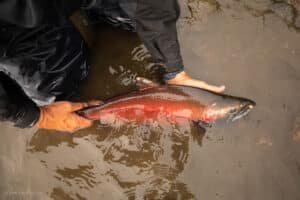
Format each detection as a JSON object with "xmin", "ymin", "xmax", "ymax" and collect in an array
[{"xmin": 202, "ymin": 83, "xmax": 225, "ymax": 93}]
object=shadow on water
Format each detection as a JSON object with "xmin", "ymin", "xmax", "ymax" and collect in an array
[{"xmin": 28, "ymin": 21, "xmax": 206, "ymax": 199}]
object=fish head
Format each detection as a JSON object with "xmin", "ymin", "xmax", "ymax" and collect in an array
[
  {"xmin": 225, "ymin": 98, "xmax": 256, "ymax": 122},
  {"xmin": 202, "ymin": 96, "xmax": 256, "ymax": 123}
]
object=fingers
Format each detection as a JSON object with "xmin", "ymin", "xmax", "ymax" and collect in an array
[
  {"xmin": 48, "ymin": 101, "xmax": 88, "ymax": 112},
  {"xmin": 74, "ymin": 115, "xmax": 93, "ymax": 129},
  {"xmin": 64, "ymin": 114, "xmax": 93, "ymax": 132},
  {"xmin": 87, "ymin": 100, "xmax": 103, "ymax": 106},
  {"xmin": 67, "ymin": 100, "xmax": 102, "ymax": 131},
  {"xmin": 69, "ymin": 102, "xmax": 89, "ymax": 111},
  {"xmin": 35, "ymin": 101, "xmax": 95, "ymax": 132},
  {"xmin": 69, "ymin": 100, "xmax": 103, "ymax": 112}
]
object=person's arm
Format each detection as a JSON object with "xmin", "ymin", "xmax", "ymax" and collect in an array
[
  {"xmin": 0, "ymin": 72, "xmax": 40, "ymax": 128},
  {"xmin": 0, "ymin": 72, "xmax": 94, "ymax": 131},
  {"xmin": 135, "ymin": 0, "xmax": 225, "ymax": 93}
]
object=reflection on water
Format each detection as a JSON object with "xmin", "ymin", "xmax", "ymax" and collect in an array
[
  {"xmin": 76, "ymin": 23, "xmax": 165, "ymax": 101},
  {"xmin": 30, "ymin": 114, "xmax": 205, "ymax": 199}
]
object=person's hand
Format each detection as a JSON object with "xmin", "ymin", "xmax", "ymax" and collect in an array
[
  {"xmin": 35, "ymin": 101, "xmax": 100, "ymax": 132},
  {"xmin": 166, "ymin": 71, "xmax": 225, "ymax": 93}
]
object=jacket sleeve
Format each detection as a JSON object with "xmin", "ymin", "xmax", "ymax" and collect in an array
[
  {"xmin": 135, "ymin": 0, "xmax": 184, "ymax": 75},
  {"xmin": 0, "ymin": 0, "xmax": 82, "ymax": 28},
  {"xmin": 0, "ymin": 72, "xmax": 40, "ymax": 128}
]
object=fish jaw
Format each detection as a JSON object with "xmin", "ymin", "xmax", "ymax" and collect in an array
[
  {"xmin": 200, "ymin": 99, "xmax": 256, "ymax": 123},
  {"xmin": 228, "ymin": 100, "xmax": 256, "ymax": 122}
]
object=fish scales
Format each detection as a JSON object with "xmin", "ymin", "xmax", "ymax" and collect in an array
[{"xmin": 77, "ymin": 78, "xmax": 255, "ymax": 126}]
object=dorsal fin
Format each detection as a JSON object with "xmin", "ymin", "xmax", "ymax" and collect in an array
[{"xmin": 136, "ymin": 77, "xmax": 159, "ymax": 90}]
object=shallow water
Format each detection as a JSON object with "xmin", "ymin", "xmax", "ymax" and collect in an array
[{"xmin": 1, "ymin": 0, "xmax": 300, "ymax": 199}]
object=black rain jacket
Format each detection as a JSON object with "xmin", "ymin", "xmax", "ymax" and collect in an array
[{"xmin": 0, "ymin": 0, "xmax": 184, "ymax": 128}]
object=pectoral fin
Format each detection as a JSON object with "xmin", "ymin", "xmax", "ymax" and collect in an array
[{"xmin": 193, "ymin": 120, "xmax": 212, "ymax": 129}]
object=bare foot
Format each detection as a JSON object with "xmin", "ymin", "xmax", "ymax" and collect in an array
[{"xmin": 166, "ymin": 71, "xmax": 225, "ymax": 93}]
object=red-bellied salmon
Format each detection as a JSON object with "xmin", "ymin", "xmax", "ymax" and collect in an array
[{"xmin": 76, "ymin": 77, "xmax": 256, "ymax": 127}]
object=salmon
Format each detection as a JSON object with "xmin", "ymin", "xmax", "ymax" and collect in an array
[{"xmin": 76, "ymin": 77, "xmax": 255, "ymax": 127}]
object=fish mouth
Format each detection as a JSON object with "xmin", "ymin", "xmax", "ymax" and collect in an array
[{"xmin": 229, "ymin": 102, "xmax": 255, "ymax": 122}]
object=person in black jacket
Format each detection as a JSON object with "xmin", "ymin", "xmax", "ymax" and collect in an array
[{"xmin": 0, "ymin": 0, "xmax": 225, "ymax": 132}]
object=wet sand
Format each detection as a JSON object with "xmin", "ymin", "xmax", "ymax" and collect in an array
[{"xmin": 1, "ymin": 0, "xmax": 300, "ymax": 199}]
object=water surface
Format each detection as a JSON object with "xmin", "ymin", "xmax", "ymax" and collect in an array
[{"xmin": 1, "ymin": 1, "xmax": 300, "ymax": 199}]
